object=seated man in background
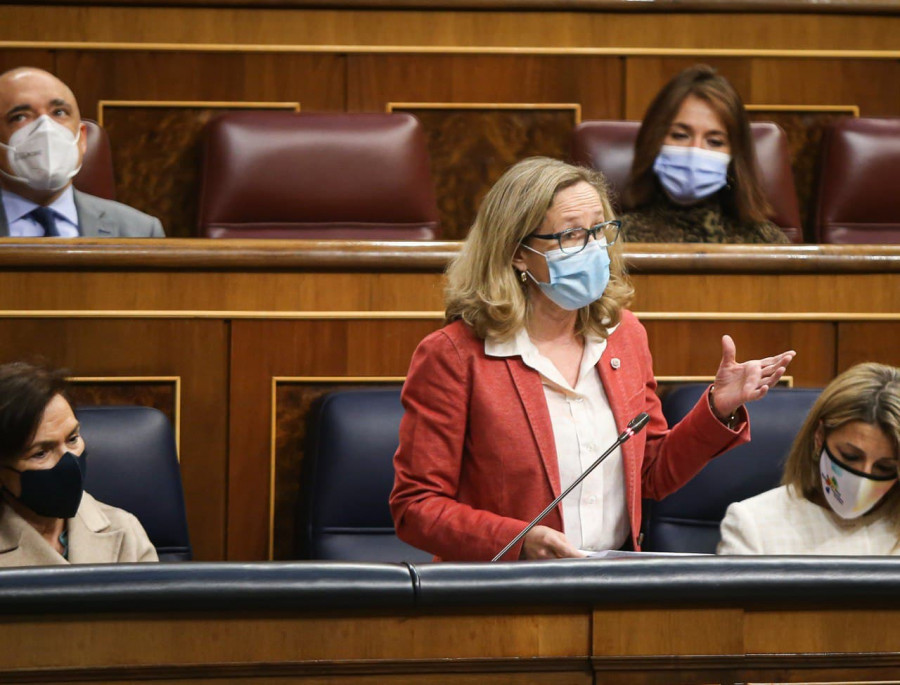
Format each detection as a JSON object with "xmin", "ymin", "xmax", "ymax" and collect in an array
[
  {"xmin": 0, "ymin": 362, "xmax": 158, "ymax": 566},
  {"xmin": 0, "ymin": 67, "xmax": 164, "ymax": 237}
]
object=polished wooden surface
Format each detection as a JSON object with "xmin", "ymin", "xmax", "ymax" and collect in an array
[
  {"xmin": 12, "ymin": 0, "xmax": 900, "ymax": 11},
  {"xmin": 0, "ymin": 240, "xmax": 896, "ymax": 273},
  {"xmin": 2, "ymin": 602, "xmax": 900, "ymax": 683},
  {"xmin": 0, "ymin": 241, "xmax": 896, "ymax": 559},
  {"xmin": 3, "ymin": 7, "xmax": 900, "ymax": 49}
]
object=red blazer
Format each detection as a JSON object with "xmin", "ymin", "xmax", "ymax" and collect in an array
[{"xmin": 390, "ymin": 311, "xmax": 750, "ymax": 562}]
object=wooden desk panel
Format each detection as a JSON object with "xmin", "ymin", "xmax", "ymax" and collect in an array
[
  {"xmin": 0, "ymin": 241, "xmax": 896, "ymax": 560},
  {"xmin": 3, "ymin": 603, "xmax": 900, "ymax": 683}
]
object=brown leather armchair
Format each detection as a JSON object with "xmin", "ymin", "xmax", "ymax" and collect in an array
[
  {"xmin": 814, "ymin": 117, "xmax": 900, "ymax": 244},
  {"xmin": 73, "ymin": 119, "xmax": 116, "ymax": 201},
  {"xmin": 572, "ymin": 120, "xmax": 803, "ymax": 243},
  {"xmin": 198, "ymin": 112, "xmax": 440, "ymax": 239}
]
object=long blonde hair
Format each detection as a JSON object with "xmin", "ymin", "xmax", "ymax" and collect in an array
[
  {"xmin": 783, "ymin": 363, "xmax": 900, "ymax": 519},
  {"xmin": 444, "ymin": 157, "xmax": 634, "ymax": 340}
]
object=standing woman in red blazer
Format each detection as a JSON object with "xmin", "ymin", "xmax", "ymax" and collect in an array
[{"xmin": 390, "ymin": 157, "xmax": 795, "ymax": 562}]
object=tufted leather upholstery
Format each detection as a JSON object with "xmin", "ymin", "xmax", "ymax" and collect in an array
[
  {"xmin": 299, "ymin": 388, "xmax": 431, "ymax": 563},
  {"xmin": 814, "ymin": 117, "xmax": 900, "ymax": 244},
  {"xmin": 198, "ymin": 112, "xmax": 440, "ymax": 239},
  {"xmin": 77, "ymin": 406, "xmax": 192, "ymax": 562},
  {"xmin": 73, "ymin": 119, "xmax": 116, "ymax": 201},
  {"xmin": 642, "ymin": 385, "xmax": 821, "ymax": 554},
  {"xmin": 572, "ymin": 120, "xmax": 803, "ymax": 242}
]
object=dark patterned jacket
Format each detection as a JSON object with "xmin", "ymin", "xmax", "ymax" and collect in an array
[{"xmin": 619, "ymin": 197, "xmax": 790, "ymax": 244}]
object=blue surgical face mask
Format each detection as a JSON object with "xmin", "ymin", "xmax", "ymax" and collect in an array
[
  {"xmin": 653, "ymin": 144, "xmax": 732, "ymax": 205},
  {"xmin": 521, "ymin": 239, "xmax": 611, "ymax": 311}
]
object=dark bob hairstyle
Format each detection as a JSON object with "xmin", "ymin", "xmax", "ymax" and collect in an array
[{"xmin": 0, "ymin": 361, "xmax": 69, "ymax": 463}]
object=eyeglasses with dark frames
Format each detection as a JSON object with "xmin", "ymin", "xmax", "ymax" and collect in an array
[{"xmin": 527, "ymin": 219, "xmax": 621, "ymax": 256}]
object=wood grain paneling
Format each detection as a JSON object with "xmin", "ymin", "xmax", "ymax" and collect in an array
[
  {"xmin": 6, "ymin": 600, "xmax": 900, "ymax": 683},
  {"xmin": 747, "ymin": 58, "xmax": 900, "ymax": 114},
  {"xmin": 0, "ymin": 270, "xmax": 447, "ymax": 312},
  {"xmin": 641, "ymin": 321, "xmax": 836, "ymax": 387},
  {"xmin": 0, "ymin": 49, "xmax": 54, "ymax": 73},
  {"xmin": 54, "ymin": 51, "xmax": 345, "ymax": 121},
  {"xmin": 593, "ymin": 608, "xmax": 744, "ymax": 656},
  {"xmin": 0, "ymin": 318, "xmax": 228, "ymax": 560},
  {"xmin": 0, "ymin": 673, "xmax": 592, "ymax": 685},
  {"xmin": 2, "ymin": 7, "xmax": 900, "ymax": 50},
  {"xmin": 393, "ymin": 106, "xmax": 580, "ymax": 239},
  {"xmin": 69, "ymin": 379, "xmax": 177, "ymax": 425},
  {"xmin": 229, "ymin": 318, "xmax": 440, "ymax": 560},
  {"xmin": 273, "ymin": 379, "xmax": 403, "ymax": 560},
  {"xmin": 349, "ymin": 55, "xmax": 621, "ymax": 119},
  {"xmin": 101, "ymin": 102, "xmax": 298, "ymax": 238},
  {"xmin": 837, "ymin": 322, "xmax": 900, "ymax": 371},
  {"xmin": 630, "ymin": 272, "xmax": 900, "ymax": 315},
  {"xmin": 745, "ymin": 609, "xmax": 900, "ymax": 654},
  {"xmin": 625, "ymin": 57, "xmax": 899, "ymax": 118}
]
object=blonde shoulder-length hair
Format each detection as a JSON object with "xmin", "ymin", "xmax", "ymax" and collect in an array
[
  {"xmin": 782, "ymin": 362, "xmax": 900, "ymax": 520},
  {"xmin": 444, "ymin": 157, "xmax": 634, "ymax": 341}
]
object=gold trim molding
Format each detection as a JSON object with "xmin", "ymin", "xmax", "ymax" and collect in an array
[
  {"xmin": 388, "ymin": 101, "xmax": 583, "ymax": 125},
  {"xmin": 746, "ymin": 104, "xmax": 861, "ymax": 116},
  {"xmin": 656, "ymin": 375, "xmax": 794, "ymax": 388},
  {"xmin": 2, "ymin": 41, "xmax": 900, "ymax": 59}
]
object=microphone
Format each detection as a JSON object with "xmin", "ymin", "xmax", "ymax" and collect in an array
[{"xmin": 491, "ymin": 412, "xmax": 651, "ymax": 562}]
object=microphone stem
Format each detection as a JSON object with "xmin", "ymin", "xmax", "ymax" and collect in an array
[{"xmin": 491, "ymin": 432, "xmax": 629, "ymax": 562}]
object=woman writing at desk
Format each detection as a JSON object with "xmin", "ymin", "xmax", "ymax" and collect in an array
[
  {"xmin": 390, "ymin": 157, "xmax": 795, "ymax": 562},
  {"xmin": 719, "ymin": 363, "xmax": 900, "ymax": 555}
]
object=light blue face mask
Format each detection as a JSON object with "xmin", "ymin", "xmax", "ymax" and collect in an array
[
  {"xmin": 652, "ymin": 144, "xmax": 732, "ymax": 205},
  {"xmin": 521, "ymin": 239, "xmax": 611, "ymax": 311}
]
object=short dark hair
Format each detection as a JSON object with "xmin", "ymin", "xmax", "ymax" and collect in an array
[
  {"xmin": 624, "ymin": 64, "xmax": 771, "ymax": 224},
  {"xmin": 0, "ymin": 361, "xmax": 69, "ymax": 463}
]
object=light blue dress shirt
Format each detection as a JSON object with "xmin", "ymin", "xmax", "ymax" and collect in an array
[{"xmin": 2, "ymin": 186, "xmax": 80, "ymax": 237}]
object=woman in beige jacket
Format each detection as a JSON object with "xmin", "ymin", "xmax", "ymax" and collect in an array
[{"xmin": 0, "ymin": 362, "xmax": 157, "ymax": 566}]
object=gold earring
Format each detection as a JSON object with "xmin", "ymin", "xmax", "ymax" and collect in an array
[{"xmin": 520, "ymin": 270, "xmax": 528, "ymax": 283}]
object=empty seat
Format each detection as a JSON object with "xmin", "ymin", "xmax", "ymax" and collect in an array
[
  {"xmin": 298, "ymin": 388, "xmax": 431, "ymax": 563},
  {"xmin": 198, "ymin": 112, "xmax": 440, "ymax": 239},
  {"xmin": 642, "ymin": 385, "xmax": 821, "ymax": 554},
  {"xmin": 78, "ymin": 406, "xmax": 192, "ymax": 561},
  {"xmin": 73, "ymin": 119, "xmax": 116, "ymax": 201},
  {"xmin": 814, "ymin": 117, "xmax": 900, "ymax": 244},
  {"xmin": 572, "ymin": 120, "xmax": 803, "ymax": 242}
]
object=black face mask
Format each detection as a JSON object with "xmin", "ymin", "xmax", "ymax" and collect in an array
[{"xmin": 2, "ymin": 451, "xmax": 86, "ymax": 519}]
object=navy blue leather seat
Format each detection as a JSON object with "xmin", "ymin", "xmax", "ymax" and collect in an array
[
  {"xmin": 643, "ymin": 385, "xmax": 821, "ymax": 554},
  {"xmin": 77, "ymin": 406, "xmax": 192, "ymax": 562},
  {"xmin": 299, "ymin": 388, "xmax": 431, "ymax": 563}
]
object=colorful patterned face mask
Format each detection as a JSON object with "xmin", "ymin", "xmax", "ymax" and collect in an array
[{"xmin": 819, "ymin": 444, "xmax": 896, "ymax": 519}]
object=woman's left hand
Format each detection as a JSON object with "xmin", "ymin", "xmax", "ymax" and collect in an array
[{"xmin": 711, "ymin": 335, "xmax": 796, "ymax": 419}]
